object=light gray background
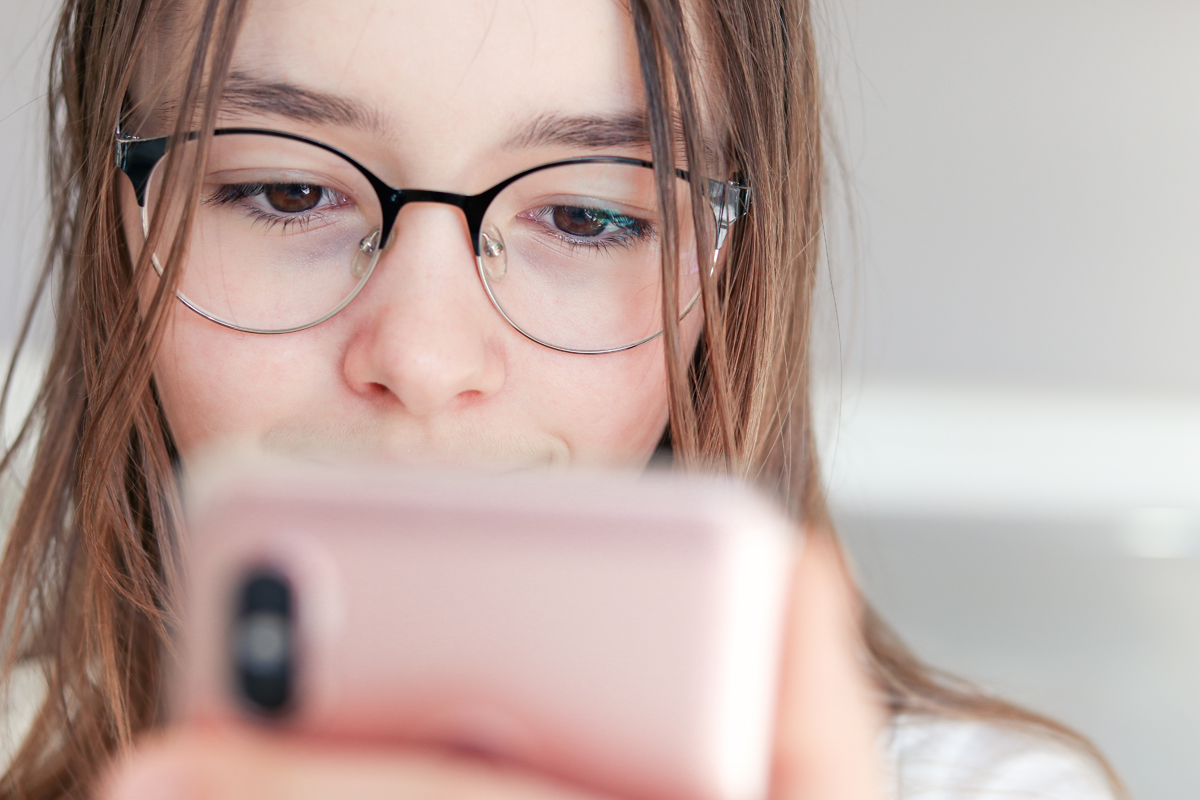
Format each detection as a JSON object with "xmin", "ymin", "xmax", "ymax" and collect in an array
[
  {"xmin": 815, "ymin": 4, "xmax": 1200, "ymax": 799},
  {"xmin": 0, "ymin": 0, "xmax": 54, "ymax": 354},
  {"xmin": 2, "ymin": 1, "xmax": 1198, "ymax": 798}
]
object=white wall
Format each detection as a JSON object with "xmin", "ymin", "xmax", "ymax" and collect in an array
[
  {"xmin": 0, "ymin": 0, "xmax": 55, "ymax": 347},
  {"xmin": 824, "ymin": 0, "xmax": 1200, "ymax": 393},
  {"xmin": 817, "ymin": 5, "xmax": 1200, "ymax": 798},
  {"xmin": 818, "ymin": 0, "xmax": 1200, "ymax": 520}
]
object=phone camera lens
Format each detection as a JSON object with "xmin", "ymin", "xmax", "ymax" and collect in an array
[
  {"xmin": 233, "ymin": 570, "xmax": 293, "ymax": 715},
  {"xmin": 237, "ymin": 611, "xmax": 290, "ymax": 674}
]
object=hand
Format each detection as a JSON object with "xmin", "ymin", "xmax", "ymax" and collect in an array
[
  {"xmin": 101, "ymin": 533, "xmax": 883, "ymax": 800},
  {"xmin": 771, "ymin": 532, "xmax": 884, "ymax": 800}
]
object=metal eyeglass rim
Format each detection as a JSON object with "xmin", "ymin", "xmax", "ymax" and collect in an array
[{"xmin": 116, "ymin": 126, "xmax": 752, "ymax": 355}]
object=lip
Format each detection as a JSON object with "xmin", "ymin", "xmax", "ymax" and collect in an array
[{"xmin": 251, "ymin": 430, "xmax": 567, "ymax": 474}]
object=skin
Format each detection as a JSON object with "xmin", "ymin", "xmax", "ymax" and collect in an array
[
  {"xmin": 111, "ymin": 1, "xmax": 883, "ymax": 797},
  {"xmin": 126, "ymin": 0, "xmax": 696, "ymax": 471}
]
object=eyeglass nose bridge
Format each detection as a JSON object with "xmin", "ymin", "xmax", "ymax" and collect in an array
[{"xmin": 377, "ymin": 188, "xmax": 496, "ymax": 259}]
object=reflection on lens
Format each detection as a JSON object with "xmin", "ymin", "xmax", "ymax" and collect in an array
[{"xmin": 144, "ymin": 132, "xmax": 384, "ymax": 333}]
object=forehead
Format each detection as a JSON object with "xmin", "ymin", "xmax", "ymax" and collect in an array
[{"xmin": 226, "ymin": 0, "xmax": 645, "ymax": 176}]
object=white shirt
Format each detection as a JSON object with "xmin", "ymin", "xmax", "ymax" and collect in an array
[{"xmin": 884, "ymin": 713, "xmax": 1118, "ymax": 800}]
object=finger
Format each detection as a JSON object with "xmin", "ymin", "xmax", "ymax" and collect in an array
[
  {"xmin": 100, "ymin": 727, "xmax": 612, "ymax": 800},
  {"xmin": 770, "ymin": 531, "xmax": 885, "ymax": 800}
]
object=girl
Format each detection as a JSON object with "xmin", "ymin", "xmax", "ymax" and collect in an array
[{"xmin": 0, "ymin": 0, "xmax": 1122, "ymax": 798}]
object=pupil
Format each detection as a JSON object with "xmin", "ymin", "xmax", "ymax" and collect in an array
[
  {"xmin": 553, "ymin": 206, "xmax": 606, "ymax": 237},
  {"xmin": 266, "ymin": 184, "xmax": 321, "ymax": 213}
]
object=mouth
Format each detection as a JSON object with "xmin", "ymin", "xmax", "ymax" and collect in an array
[{"xmin": 253, "ymin": 425, "xmax": 571, "ymax": 474}]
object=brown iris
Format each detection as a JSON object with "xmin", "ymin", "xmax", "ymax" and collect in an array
[
  {"xmin": 552, "ymin": 206, "xmax": 606, "ymax": 237},
  {"xmin": 265, "ymin": 183, "xmax": 322, "ymax": 213}
]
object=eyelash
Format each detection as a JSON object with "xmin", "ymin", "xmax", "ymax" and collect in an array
[
  {"xmin": 523, "ymin": 206, "xmax": 656, "ymax": 251},
  {"xmin": 204, "ymin": 183, "xmax": 346, "ymax": 233},
  {"xmin": 204, "ymin": 184, "xmax": 655, "ymax": 252}
]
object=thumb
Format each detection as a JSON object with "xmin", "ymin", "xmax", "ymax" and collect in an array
[{"xmin": 770, "ymin": 531, "xmax": 885, "ymax": 800}]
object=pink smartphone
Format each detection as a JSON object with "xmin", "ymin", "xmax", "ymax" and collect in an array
[{"xmin": 172, "ymin": 460, "xmax": 797, "ymax": 800}]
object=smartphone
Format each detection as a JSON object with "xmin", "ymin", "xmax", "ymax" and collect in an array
[{"xmin": 172, "ymin": 460, "xmax": 797, "ymax": 800}]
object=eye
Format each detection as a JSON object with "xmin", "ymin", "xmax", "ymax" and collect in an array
[
  {"xmin": 264, "ymin": 184, "xmax": 323, "ymax": 214},
  {"xmin": 552, "ymin": 206, "xmax": 608, "ymax": 237}
]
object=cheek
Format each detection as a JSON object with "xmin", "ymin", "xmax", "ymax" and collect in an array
[
  {"xmin": 149, "ymin": 262, "xmax": 699, "ymax": 469},
  {"xmin": 152, "ymin": 316, "xmax": 253, "ymax": 456},
  {"xmin": 151, "ymin": 309, "xmax": 334, "ymax": 457},
  {"xmin": 550, "ymin": 349, "xmax": 671, "ymax": 467},
  {"xmin": 544, "ymin": 308, "xmax": 704, "ymax": 468}
]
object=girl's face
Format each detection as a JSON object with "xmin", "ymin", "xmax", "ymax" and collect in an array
[{"xmin": 126, "ymin": 0, "xmax": 704, "ymax": 471}]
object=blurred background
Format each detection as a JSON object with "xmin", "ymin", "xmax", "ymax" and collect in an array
[
  {"xmin": 2, "ymin": 0, "xmax": 1198, "ymax": 798},
  {"xmin": 813, "ymin": 2, "xmax": 1200, "ymax": 799}
]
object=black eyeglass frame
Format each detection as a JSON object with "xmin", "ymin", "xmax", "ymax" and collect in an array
[{"xmin": 114, "ymin": 127, "xmax": 752, "ymax": 351}]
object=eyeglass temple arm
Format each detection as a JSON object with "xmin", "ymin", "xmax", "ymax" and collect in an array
[
  {"xmin": 115, "ymin": 128, "xmax": 168, "ymax": 207},
  {"xmin": 709, "ymin": 180, "xmax": 751, "ymax": 251}
]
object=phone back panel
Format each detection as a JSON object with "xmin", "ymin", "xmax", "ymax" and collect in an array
[{"xmin": 175, "ymin": 465, "xmax": 795, "ymax": 800}]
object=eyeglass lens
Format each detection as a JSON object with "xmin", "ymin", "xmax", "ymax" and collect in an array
[{"xmin": 143, "ymin": 133, "xmax": 703, "ymax": 350}]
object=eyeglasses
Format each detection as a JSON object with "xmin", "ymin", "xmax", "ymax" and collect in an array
[{"xmin": 115, "ymin": 128, "xmax": 750, "ymax": 354}]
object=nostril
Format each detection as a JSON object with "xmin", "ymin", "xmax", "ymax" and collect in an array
[
  {"xmin": 365, "ymin": 382, "xmax": 392, "ymax": 398},
  {"xmin": 451, "ymin": 389, "xmax": 485, "ymax": 409}
]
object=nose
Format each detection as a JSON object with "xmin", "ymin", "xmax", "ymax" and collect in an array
[{"xmin": 341, "ymin": 204, "xmax": 506, "ymax": 416}]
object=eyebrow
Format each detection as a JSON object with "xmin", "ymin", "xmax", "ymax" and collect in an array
[
  {"xmin": 218, "ymin": 74, "xmax": 696, "ymax": 161},
  {"xmin": 220, "ymin": 72, "xmax": 389, "ymax": 135},
  {"xmin": 505, "ymin": 111, "xmax": 712, "ymax": 169},
  {"xmin": 503, "ymin": 111, "xmax": 656, "ymax": 151}
]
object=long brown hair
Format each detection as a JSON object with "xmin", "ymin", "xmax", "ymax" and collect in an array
[{"xmin": 0, "ymin": 0, "xmax": 1121, "ymax": 797}]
